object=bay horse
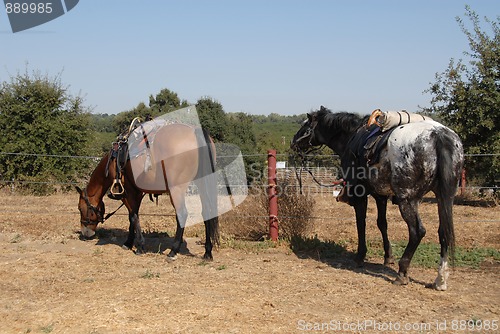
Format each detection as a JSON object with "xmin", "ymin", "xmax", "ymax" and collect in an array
[
  {"xmin": 76, "ymin": 122, "xmax": 219, "ymax": 260},
  {"xmin": 291, "ymin": 106, "xmax": 464, "ymax": 290}
]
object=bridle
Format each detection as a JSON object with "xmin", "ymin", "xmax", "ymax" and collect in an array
[
  {"xmin": 293, "ymin": 119, "xmax": 318, "ymax": 153},
  {"xmin": 79, "ymin": 187, "xmax": 126, "ymax": 227},
  {"xmin": 292, "ymin": 117, "xmax": 326, "ymax": 160},
  {"xmin": 291, "ymin": 117, "xmax": 344, "ymax": 192},
  {"xmin": 79, "ymin": 188, "xmax": 104, "ymax": 227}
]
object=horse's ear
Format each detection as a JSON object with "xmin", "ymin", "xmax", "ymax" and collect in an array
[
  {"xmin": 320, "ymin": 105, "xmax": 327, "ymax": 112},
  {"xmin": 307, "ymin": 112, "xmax": 317, "ymax": 122},
  {"xmin": 75, "ymin": 186, "xmax": 83, "ymax": 195}
]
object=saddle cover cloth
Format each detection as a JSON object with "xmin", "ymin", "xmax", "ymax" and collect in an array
[
  {"xmin": 127, "ymin": 119, "xmax": 181, "ymax": 192},
  {"xmin": 128, "ymin": 119, "xmax": 168, "ymax": 160},
  {"xmin": 379, "ymin": 110, "xmax": 432, "ymax": 132}
]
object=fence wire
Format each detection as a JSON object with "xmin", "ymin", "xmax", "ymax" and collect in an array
[{"xmin": 0, "ymin": 151, "xmax": 498, "ymax": 223}]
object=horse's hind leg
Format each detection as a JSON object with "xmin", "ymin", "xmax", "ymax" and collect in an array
[
  {"xmin": 395, "ymin": 198, "xmax": 426, "ymax": 285},
  {"xmin": 167, "ymin": 216, "xmax": 186, "ymax": 260},
  {"xmin": 197, "ymin": 177, "xmax": 219, "ymax": 261},
  {"xmin": 374, "ymin": 195, "xmax": 394, "ymax": 265},
  {"xmin": 203, "ymin": 219, "xmax": 214, "ymax": 261},
  {"xmin": 433, "ymin": 193, "xmax": 455, "ymax": 291},
  {"xmin": 167, "ymin": 187, "xmax": 188, "ymax": 260}
]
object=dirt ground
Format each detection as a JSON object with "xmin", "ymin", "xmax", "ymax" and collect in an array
[{"xmin": 0, "ymin": 191, "xmax": 498, "ymax": 334}]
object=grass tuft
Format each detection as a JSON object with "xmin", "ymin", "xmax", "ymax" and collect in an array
[
  {"xmin": 368, "ymin": 240, "xmax": 500, "ymax": 269},
  {"xmin": 140, "ymin": 269, "xmax": 160, "ymax": 279}
]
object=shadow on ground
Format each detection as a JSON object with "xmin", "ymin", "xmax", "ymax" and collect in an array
[
  {"xmin": 81, "ymin": 228, "xmax": 197, "ymax": 257},
  {"xmin": 290, "ymin": 235, "xmax": 428, "ymax": 287}
]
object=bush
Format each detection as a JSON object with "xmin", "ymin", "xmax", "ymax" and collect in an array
[{"xmin": 274, "ymin": 177, "xmax": 315, "ymax": 239}]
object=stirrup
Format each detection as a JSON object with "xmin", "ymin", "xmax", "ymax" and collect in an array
[{"xmin": 111, "ymin": 179, "xmax": 125, "ymax": 196}]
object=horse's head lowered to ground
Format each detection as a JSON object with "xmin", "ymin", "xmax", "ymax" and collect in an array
[{"xmin": 76, "ymin": 185, "xmax": 106, "ymax": 238}]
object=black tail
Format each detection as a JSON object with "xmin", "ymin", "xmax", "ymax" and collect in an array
[
  {"xmin": 195, "ymin": 128, "xmax": 220, "ymax": 247},
  {"xmin": 434, "ymin": 130, "xmax": 463, "ymax": 263}
]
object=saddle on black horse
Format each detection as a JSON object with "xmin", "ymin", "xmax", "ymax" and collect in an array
[{"xmin": 337, "ymin": 109, "xmax": 431, "ymax": 205}]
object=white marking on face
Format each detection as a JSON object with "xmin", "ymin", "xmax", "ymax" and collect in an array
[{"xmin": 81, "ymin": 225, "xmax": 96, "ymax": 238}]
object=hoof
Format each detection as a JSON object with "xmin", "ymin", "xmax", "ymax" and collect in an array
[
  {"xmin": 166, "ymin": 254, "xmax": 177, "ymax": 262},
  {"xmin": 167, "ymin": 250, "xmax": 178, "ymax": 262},
  {"xmin": 122, "ymin": 244, "xmax": 132, "ymax": 251},
  {"xmin": 134, "ymin": 249, "xmax": 145, "ymax": 255},
  {"xmin": 431, "ymin": 282, "xmax": 447, "ymax": 291},
  {"xmin": 354, "ymin": 257, "xmax": 365, "ymax": 267},
  {"xmin": 393, "ymin": 274, "xmax": 409, "ymax": 286},
  {"xmin": 384, "ymin": 256, "xmax": 395, "ymax": 266},
  {"xmin": 202, "ymin": 252, "xmax": 214, "ymax": 261}
]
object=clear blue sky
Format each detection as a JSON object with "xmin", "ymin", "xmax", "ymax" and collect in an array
[{"xmin": 1, "ymin": 1, "xmax": 498, "ymax": 116}]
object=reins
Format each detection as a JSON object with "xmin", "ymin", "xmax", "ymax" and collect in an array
[
  {"xmin": 291, "ymin": 116, "xmax": 344, "ymax": 193},
  {"xmin": 290, "ymin": 150, "xmax": 344, "ymax": 195},
  {"xmin": 102, "ymin": 202, "xmax": 125, "ymax": 222}
]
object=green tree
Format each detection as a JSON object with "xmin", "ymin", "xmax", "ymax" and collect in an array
[
  {"xmin": 195, "ymin": 97, "xmax": 229, "ymax": 141},
  {"xmin": 425, "ymin": 6, "xmax": 499, "ymax": 186},
  {"xmin": 0, "ymin": 70, "xmax": 92, "ymax": 194},
  {"xmin": 113, "ymin": 102, "xmax": 152, "ymax": 134},
  {"xmin": 149, "ymin": 88, "xmax": 188, "ymax": 115}
]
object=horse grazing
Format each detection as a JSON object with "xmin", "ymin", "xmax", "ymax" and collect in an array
[
  {"xmin": 76, "ymin": 122, "xmax": 219, "ymax": 261},
  {"xmin": 291, "ymin": 106, "xmax": 464, "ymax": 290}
]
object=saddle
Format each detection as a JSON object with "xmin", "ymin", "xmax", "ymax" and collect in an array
[
  {"xmin": 337, "ymin": 109, "xmax": 432, "ymax": 204},
  {"xmin": 363, "ymin": 125, "xmax": 396, "ymax": 165},
  {"xmin": 106, "ymin": 139, "xmax": 130, "ymax": 200},
  {"xmin": 105, "ymin": 117, "xmax": 144, "ymax": 200}
]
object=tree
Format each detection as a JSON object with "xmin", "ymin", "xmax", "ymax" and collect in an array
[
  {"xmin": 425, "ymin": 6, "xmax": 499, "ymax": 186},
  {"xmin": 195, "ymin": 97, "xmax": 229, "ymax": 141},
  {"xmin": 0, "ymin": 69, "xmax": 92, "ymax": 194},
  {"xmin": 149, "ymin": 88, "xmax": 188, "ymax": 115},
  {"xmin": 113, "ymin": 102, "xmax": 152, "ymax": 134}
]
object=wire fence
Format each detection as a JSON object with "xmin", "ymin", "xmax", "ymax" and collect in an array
[
  {"xmin": 0, "ymin": 151, "xmax": 498, "ymax": 192},
  {"xmin": 0, "ymin": 151, "xmax": 498, "ymax": 223}
]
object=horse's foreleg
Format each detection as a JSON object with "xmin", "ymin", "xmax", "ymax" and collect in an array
[
  {"xmin": 353, "ymin": 196, "xmax": 368, "ymax": 266},
  {"xmin": 123, "ymin": 212, "xmax": 145, "ymax": 253},
  {"xmin": 395, "ymin": 199, "xmax": 426, "ymax": 285},
  {"xmin": 375, "ymin": 196, "xmax": 394, "ymax": 265},
  {"xmin": 132, "ymin": 213, "xmax": 146, "ymax": 254},
  {"xmin": 123, "ymin": 216, "xmax": 135, "ymax": 250}
]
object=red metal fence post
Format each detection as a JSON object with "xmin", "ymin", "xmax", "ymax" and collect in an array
[
  {"xmin": 268, "ymin": 149, "xmax": 278, "ymax": 241},
  {"xmin": 461, "ymin": 168, "xmax": 466, "ymax": 196}
]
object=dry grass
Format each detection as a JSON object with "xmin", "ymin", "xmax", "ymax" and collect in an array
[{"xmin": 0, "ymin": 191, "xmax": 498, "ymax": 333}]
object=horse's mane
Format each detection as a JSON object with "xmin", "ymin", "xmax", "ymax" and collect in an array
[{"xmin": 314, "ymin": 106, "xmax": 367, "ymax": 134}]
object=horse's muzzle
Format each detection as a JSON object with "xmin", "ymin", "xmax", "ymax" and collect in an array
[{"xmin": 80, "ymin": 223, "xmax": 97, "ymax": 238}]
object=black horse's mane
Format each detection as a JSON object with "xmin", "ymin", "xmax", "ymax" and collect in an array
[{"xmin": 314, "ymin": 106, "xmax": 368, "ymax": 134}]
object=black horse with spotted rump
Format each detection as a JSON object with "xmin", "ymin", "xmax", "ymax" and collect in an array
[{"xmin": 291, "ymin": 106, "xmax": 464, "ymax": 290}]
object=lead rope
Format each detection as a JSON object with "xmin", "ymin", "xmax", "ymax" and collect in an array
[
  {"xmin": 291, "ymin": 152, "xmax": 344, "ymax": 194},
  {"xmin": 103, "ymin": 202, "xmax": 125, "ymax": 221}
]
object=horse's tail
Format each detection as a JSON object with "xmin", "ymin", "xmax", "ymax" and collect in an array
[
  {"xmin": 434, "ymin": 130, "xmax": 463, "ymax": 263},
  {"xmin": 196, "ymin": 127, "xmax": 220, "ymax": 247}
]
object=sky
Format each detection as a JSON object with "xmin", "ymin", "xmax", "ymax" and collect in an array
[{"xmin": 1, "ymin": 1, "xmax": 498, "ymax": 116}]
